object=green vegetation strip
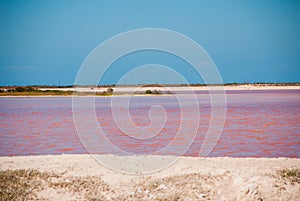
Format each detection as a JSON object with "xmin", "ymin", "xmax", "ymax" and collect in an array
[{"xmin": 0, "ymin": 86, "xmax": 113, "ymax": 96}]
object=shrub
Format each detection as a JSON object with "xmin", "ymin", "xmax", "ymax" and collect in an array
[
  {"xmin": 106, "ymin": 87, "xmax": 113, "ymax": 94},
  {"xmin": 152, "ymin": 90, "xmax": 161, "ymax": 94},
  {"xmin": 145, "ymin": 89, "xmax": 162, "ymax": 94},
  {"xmin": 15, "ymin": 86, "xmax": 36, "ymax": 92},
  {"xmin": 145, "ymin": 90, "xmax": 153, "ymax": 94},
  {"xmin": 15, "ymin": 87, "xmax": 26, "ymax": 92}
]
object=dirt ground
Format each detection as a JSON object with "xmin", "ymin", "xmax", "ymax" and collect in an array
[{"xmin": 1, "ymin": 154, "xmax": 299, "ymax": 201}]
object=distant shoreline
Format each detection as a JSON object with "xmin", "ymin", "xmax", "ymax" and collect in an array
[{"xmin": 0, "ymin": 84, "xmax": 300, "ymax": 97}]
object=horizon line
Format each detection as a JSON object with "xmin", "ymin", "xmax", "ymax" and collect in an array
[{"xmin": 1, "ymin": 82, "xmax": 300, "ymax": 88}]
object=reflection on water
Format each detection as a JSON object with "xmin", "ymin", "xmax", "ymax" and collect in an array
[{"xmin": 0, "ymin": 90, "xmax": 299, "ymax": 157}]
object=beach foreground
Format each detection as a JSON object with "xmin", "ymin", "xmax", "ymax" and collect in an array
[{"xmin": 1, "ymin": 155, "xmax": 299, "ymax": 200}]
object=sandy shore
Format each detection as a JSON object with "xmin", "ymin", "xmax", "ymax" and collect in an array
[
  {"xmin": 1, "ymin": 154, "xmax": 299, "ymax": 200},
  {"xmin": 42, "ymin": 85, "xmax": 300, "ymax": 93},
  {"xmin": 1, "ymin": 85, "xmax": 299, "ymax": 97}
]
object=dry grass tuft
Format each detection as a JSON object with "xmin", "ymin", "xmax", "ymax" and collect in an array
[
  {"xmin": 0, "ymin": 169, "xmax": 53, "ymax": 200},
  {"xmin": 0, "ymin": 169, "xmax": 109, "ymax": 201},
  {"xmin": 278, "ymin": 169, "xmax": 300, "ymax": 184}
]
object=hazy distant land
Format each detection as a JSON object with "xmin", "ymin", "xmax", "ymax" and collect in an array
[{"xmin": 0, "ymin": 83, "xmax": 300, "ymax": 96}]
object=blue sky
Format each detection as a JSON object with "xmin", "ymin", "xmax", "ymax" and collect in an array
[{"xmin": 0, "ymin": 0, "xmax": 299, "ymax": 85}]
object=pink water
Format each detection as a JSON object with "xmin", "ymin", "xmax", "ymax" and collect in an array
[{"xmin": 0, "ymin": 90, "xmax": 299, "ymax": 157}]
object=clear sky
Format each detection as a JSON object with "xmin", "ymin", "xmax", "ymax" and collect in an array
[{"xmin": 0, "ymin": 0, "xmax": 299, "ymax": 85}]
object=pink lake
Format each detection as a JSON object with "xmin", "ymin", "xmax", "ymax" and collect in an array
[{"xmin": 0, "ymin": 90, "xmax": 299, "ymax": 157}]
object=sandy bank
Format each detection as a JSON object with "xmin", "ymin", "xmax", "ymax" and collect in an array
[
  {"xmin": 1, "ymin": 85, "xmax": 299, "ymax": 97},
  {"xmin": 42, "ymin": 85, "xmax": 300, "ymax": 93},
  {"xmin": 1, "ymin": 154, "xmax": 299, "ymax": 200}
]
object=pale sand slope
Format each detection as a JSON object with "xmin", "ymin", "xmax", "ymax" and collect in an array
[{"xmin": 1, "ymin": 154, "xmax": 299, "ymax": 201}]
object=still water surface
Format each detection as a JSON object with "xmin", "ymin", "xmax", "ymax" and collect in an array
[{"xmin": 0, "ymin": 90, "xmax": 299, "ymax": 157}]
